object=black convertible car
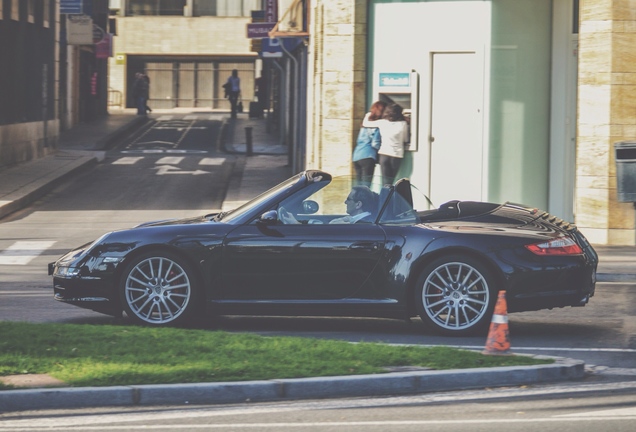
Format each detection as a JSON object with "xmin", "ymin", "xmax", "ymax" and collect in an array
[{"xmin": 49, "ymin": 170, "xmax": 598, "ymax": 336}]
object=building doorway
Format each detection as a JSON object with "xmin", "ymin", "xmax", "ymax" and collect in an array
[{"xmin": 429, "ymin": 52, "xmax": 484, "ymax": 205}]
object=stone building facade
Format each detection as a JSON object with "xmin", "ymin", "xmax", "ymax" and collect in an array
[
  {"xmin": 306, "ymin": 0, "xmax": 636, "ymax": 246},
  {"xmin": 576, "ymin": 0, "xmax": 636, "ymax": 244}
]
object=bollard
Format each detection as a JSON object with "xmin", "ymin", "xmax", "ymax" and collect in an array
[{"xmin": 245, "ymin": 127, "xmax": 253, "ymax": 156}]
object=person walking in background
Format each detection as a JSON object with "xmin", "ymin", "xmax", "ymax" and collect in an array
[
  {"xmin": 226, "ymin": 69, "xmax": 241, "ymax": 118},
  {"xmin": 353, "ymin": 101, "xmax": 387, "ymax": 186},
  {"xmin": 131, "ymin": 72, "xmax": 149, "ymax": 116},
  {"xmin": 362, "ymin": 103, "xmax": 409, "ymax": 186},
  {"xmin": 143, "ymin": 74, "xmax": 152, "ymax": 113}
]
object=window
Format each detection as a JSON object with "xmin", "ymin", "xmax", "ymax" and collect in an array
[
  {"xmin": 127, "ymin": 0, "xmax": 186, "ymax": 16},
  {"xmin": 126, "ymin": 0, "xmax": 259, "ymax": 16},
  {"xmin": 27, "ymin": 0, "xmax": 34, "ymax": 23},
  {"xmin": 11, "ymin": 0, "xmax": 19, "ymax": 21},
  {"xmin": 193, "ymin": 0, "xmax": 260, "ymax": 17},
  {"xmin": 43, "ymin": 0, "xmax": 50, "ymax": 27}
]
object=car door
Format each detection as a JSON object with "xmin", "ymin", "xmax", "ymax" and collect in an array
[{"xmin": 220, "ymin": 222, "xmax": 386, "ymax": 301}]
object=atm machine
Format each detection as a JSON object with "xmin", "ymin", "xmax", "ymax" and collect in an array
[{"xmin": 373, "ymin": 71, "xmax": 419, "ymax": 151}]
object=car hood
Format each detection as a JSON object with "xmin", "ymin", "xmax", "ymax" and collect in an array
[{"xmin": 134, "ymin": 214, "xmax": 217, "ymax": 228}]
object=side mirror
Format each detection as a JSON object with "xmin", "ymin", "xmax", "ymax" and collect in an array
[
  {"xmin": 258, "ymin": 210, "xmax": 279, "ymax": 225},
  {"xmin": 302, "ymin": 200, "xmax": 319, "ymax": 214}
]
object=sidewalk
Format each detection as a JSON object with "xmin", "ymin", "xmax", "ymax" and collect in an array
[{"xmin": 0, "ymin": 110, "xmax": 634, "ymax": 412}]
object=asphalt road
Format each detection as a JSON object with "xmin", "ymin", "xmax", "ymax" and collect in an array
[{"xmin": 1, "ymin": 382, "xmax": 635, "ymax": 431}]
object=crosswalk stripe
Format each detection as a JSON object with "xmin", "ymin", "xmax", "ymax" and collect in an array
[
  {"xmin": 156, "ymin": 115, "xmax": 173, "ymax": 121},
  {"xmin": 112, "ymin": 157, "xmax": 143, "ymax": 165},
  {"xmin": 199, "ymin": 157, "xmax": 226, "ymax": 165},
  {"xmin": 0, "ymin": 241, "xmax": 56, "ymax": 265},
  {"xmin": 156, "ymin": 156, "xmax": 185, "ymax": 165}
]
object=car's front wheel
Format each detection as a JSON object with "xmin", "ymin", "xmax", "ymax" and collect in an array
[
  {"xmin": 415, "ymin": 255, "xmax": 497, "ymax": 336},
  {"xmin": 120, "ymin": 251, "xmax": 200, "ymax": 326}
]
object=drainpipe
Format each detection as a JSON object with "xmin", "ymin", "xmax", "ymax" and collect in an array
[
  {"xmin": 271, "ymin": 60, "xmax": 287, "ymax": 148},
  {"xmin": 280, "ymin": 41, "xmax": 299, "ymax": 172},
  {"xmin": 297, "ymin": 44, "xmax": 307, "ymax": 171}
]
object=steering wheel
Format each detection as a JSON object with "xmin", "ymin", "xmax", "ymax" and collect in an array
[{"xmin": 278, "ymin": 206, "xmax": 289, "ymax": 222}]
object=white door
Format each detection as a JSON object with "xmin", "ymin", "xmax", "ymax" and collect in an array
[{"xmin": 429, "ymin": 52, "xmax": 484, "ymax": 205}]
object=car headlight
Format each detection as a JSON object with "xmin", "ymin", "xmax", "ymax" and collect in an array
[
  {"xmin": 54, "ymin": 266, "xmax": 81, "ymax": 278},
  {"xmin": 93, "ymin": 256, "xmax": 124, "ymax": 271}
]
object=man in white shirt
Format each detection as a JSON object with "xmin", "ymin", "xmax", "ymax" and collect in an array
[
  {"xmin": 329, "ymin": 185, "xmax": 376, "ymax": 224},
  {"xmin": 279, "ymin": 185, "xmax": 377, "ymax": 225}
]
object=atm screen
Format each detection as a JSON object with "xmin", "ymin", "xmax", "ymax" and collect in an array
[{"xmin": 378, "ymin": 93, "xmax": 411, "ymax": 110}]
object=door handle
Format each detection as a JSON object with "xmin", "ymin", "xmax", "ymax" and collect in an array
[{"xmin": 350, "ymin": 242, "xmax": 380, "ymax": 252}]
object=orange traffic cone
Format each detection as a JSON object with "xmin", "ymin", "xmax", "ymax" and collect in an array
[{"xmin": 482, "ymin": 290, "xmax": 511, "ymax": 355}]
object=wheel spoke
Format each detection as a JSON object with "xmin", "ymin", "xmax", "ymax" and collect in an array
[
  {"xmin": 129, "ymin": 275, "xmax": 150, "ymax": 288},
  {"xmin": 165, "ymin": 282, "xmax": 189, "ymax": 291}
]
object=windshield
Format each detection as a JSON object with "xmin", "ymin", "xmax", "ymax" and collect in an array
[{"xmin": 218, "ymin": 173, "xmax": 302, "ymax": 223}]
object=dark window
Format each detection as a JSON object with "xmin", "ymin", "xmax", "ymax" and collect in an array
[{"xmin": 126, "ymin": 0, "xmax": 259, "ymax": 17}]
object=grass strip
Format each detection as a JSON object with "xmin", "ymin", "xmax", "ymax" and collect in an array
[{"xmin": 0, "ymin": 321, "xmax": 551, "ymax": 390}]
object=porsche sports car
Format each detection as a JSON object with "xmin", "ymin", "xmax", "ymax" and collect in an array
[{"xmin": 49, "ymin": 170, "xmax": 598, "ymax": 336}]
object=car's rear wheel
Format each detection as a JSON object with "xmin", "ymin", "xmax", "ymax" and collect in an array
[
  {"xmin": 415, "ymin": 255, "xmax": 497, "ymax": 336},
  {"xmin": 120, "ymin": 251, "xmax": 200, "ymax": 326}
]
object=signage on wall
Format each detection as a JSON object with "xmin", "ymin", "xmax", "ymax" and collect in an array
[
  {"xmin": 261, "ymin": 38, "xmax": 283, "ymax": 58},
  {"xmin": 60, "ymin": 0, "xmax": 83, "ymax": 14},
  {"xmin": 95, "ymin": 33, "xmax": 112, "ymax": 59},
  {"xmin": 379, "ymin": 73, "xmax": 411, "ymax": 88},
  {"xmin": 93, "ymin": 24, "xmax": 106, "ymax": 44},
  {"xmin": 247, "ymin": 22, "xmax": 277, "ymax": 38},
  {"xmin": 66, "ymin": 14, "xmax": 93, "ymax": 45}
]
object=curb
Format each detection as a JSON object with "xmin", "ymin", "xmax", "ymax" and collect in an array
[
  {"xmin": 0, "ymin": 152, "xmax": 98, "ymax": 220},
  {"xmin": 0, "ymin": 356, "xmax": 584, "ymax": 412},
  {"xmin": 93, "ymin": 116, "xmax": 151, "ymax": 151},
  {"xmin": 597, "ymin": 273, "xmax": 636, "ymax": 283}
]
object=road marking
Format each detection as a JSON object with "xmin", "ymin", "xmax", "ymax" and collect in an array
[
  {"xmin": 156, "ymin": 115, "xmax": 173, "ymax": 121},
  {"xmin": 557, "ymin": 407, "xmax": 636, "ymax": 417},
  {"xmin": 120, "ymin": 149, "xmax": 208, "ymax": 154},
  {"xmin": 131, "ymin": 140, "xmax": 176, "ymax": 147},
  {"xmin": 153, "ymin": 126, "xmax": 208, "ymax": 131},
  {"xmin": 112, "ymin": 157, "xmax": 143, "ymax": 165},
  {"xmin": 153, "ymin": 165, "xmax": 210, "ymax": 176},
  {"xmin": 199, "ymin": 157, "xmax": 226, "ymax": 165},
  {"xmin": 156, "ymin": 156, "xmax": 185, "ymax": 165},
  {"xmin": 0, "ymin": 241, "xmax": 56, "ymax": 265},
  {"xmin": 2, "ymin": 417, "xmax": 636, "ymax": 430}
]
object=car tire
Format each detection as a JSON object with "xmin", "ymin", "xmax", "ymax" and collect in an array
[
  {"xmin": 119, "ymin": 251, "xmax": 201, "ymax": 326},
  {"xmin": 414, "ymin": 255, "xmax": 497, "ymax": 336}
]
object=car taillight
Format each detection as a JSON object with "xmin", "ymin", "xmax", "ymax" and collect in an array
[{"xmin": 525, "ymin": 237, "xmax": 583, "ymax": 256}]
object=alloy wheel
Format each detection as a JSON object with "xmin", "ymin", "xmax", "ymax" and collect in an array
[
  {"xmin": 420, "ymin": 260, "xmax": 491, "ymax": 332},
  {"xmin": 124, "ymin": 256, "xmax": 192, "ymax": 324}
]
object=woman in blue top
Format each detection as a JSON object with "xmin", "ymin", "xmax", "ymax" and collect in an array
[{"xmin": 352, "ymin": 101, "xmax": 387, "ymax": 186}]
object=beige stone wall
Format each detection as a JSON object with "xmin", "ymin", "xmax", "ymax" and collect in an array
[
  {"xmin": 0, "ymin": 121, "xmax": 59, "ymax": 170},
  {"xmin": 109, "ymin": 16, "xmax": 255, "ymax": 98},
  {"xmin": 306, "ymin": 0, "xmax": 368, "ymax": 176},
  {"xmin": 577, "ymin": 0, "xmax": 636, "ymax": 245},
  {"xmin": 114, "ymin": 16, "xmax": 252, "ymax": 54}
]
